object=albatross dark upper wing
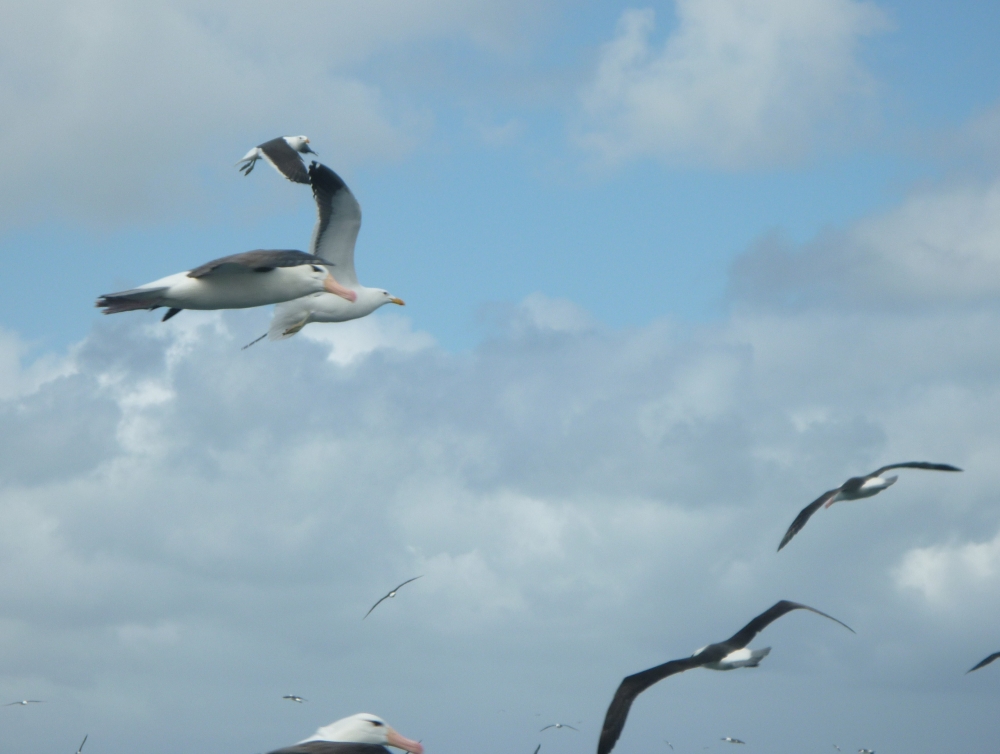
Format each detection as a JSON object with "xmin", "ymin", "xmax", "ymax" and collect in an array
[
  {"xmin": 597, "ymin": 657, "xmax": 704, "ymax": 754},
  {"xmin": 267, "ymin": 743, "xmax": 390, "ymax": 754},
  {"xmin": 967, "ymin": 651, "xmax": 1000, "ymax": 673},
  {"xmin": 187, "ymin": 250, "xmax": 329, "ymax": 278},
  {"xmin": 870, "ymin": 462, "xmax": 963, "ymax": 476},
  {"xmin": 720, "ymin": 600, "xmax": 854, "ymax": 651},
  {"xmin": 777, "ymin": 489, "xmax": 840, "ymax": 551},
  {"xmin": 259, "ymin": 137, "xmax": 311, "ymax": 184}
]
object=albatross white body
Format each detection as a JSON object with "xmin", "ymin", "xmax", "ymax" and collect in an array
[
  {"xmin": 695, "ymin": 645, "xmax": 771, "ymax": 670},
  {"xmin": 267, "ymin": 162, "xmax": 404, "ymax": 340},
  {"xmin": 270, "ymin": 713, "xmax": 423, "ymax": 754}
]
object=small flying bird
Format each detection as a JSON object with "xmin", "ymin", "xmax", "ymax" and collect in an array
[
  {"xmin": 541, "ymin": 723, "xmax": 579, "ymax": 732},
  {"xmin": 967, "ymin": 651, "xmax": 1000, "ymax": 673},
  {"xmin": 596, "ymin": 600, "xmax": 854, "ymax": 754},
  {"xmin": 833, "ymin": 746, "xmax": 841, "ymax": 752},
  {"xmin": 283, "ymin": 695, "xmax": 307, "ymax": 703},
  {"xmin": 664, "ymin": 743, "xmax": 674, "ymax": 750},
  {"xmin": 4, "ymin": 699, "xmax": 43, "ymax": 706},
  {"xmin": 721, "ymin": 737, "xmax": 745, "ymax": 744},
  {"xmin": 238, "ymin": 136, "xmax": 316, "ymax": 184},
  {"xmin": 97, "ymin": 250, "xmax": 357, "ymax": 322},
  {"xmin": 777, "ymin": 462, "xmax": 962, "ymax": 551},
  {"xmin": 858, "ymin": 749, "xmax": 874, "ymax": 754},
  {"xmin": 364, "ymin": 576, "xmax": 423, "ymax": 619},
  {"xmin": 265, "ymin": 712, "xmax": 423, "ymax": 754},
  {"xmin": 77, "ymin": 735, "xmax": 88, "ymax": 754}
]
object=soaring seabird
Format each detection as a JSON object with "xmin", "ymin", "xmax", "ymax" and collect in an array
[
  {"xmin": 251, "ymin": 162, "xmax": 404, "ymax": 344},
  {"xmin": 238, "ymin": 136, "xmax": 316, "ymax": 184},
  {"xmin": 967, "ymin": 651, "xmax": 1000, "ymax": 673},
  {"xmin": 284, "ymin": 695, "xmax": 308, "ymax": 703},
  {"xmin": 265, "ymin": 712, "xmax": 423, "ymax": 754},
  {"xmin": 96, "ymin": 250, "xmax": 356, "ymax": 321},
  {"xmin": 4, "ymin": 699, "xmax": 43, "ymax": 706},
  {"xmin": 363, "ymin": 576, "xmax": 422, "ymax": 620},
  {"xmin": 77, "ymin": 734, "xmax": 88, "ymax": 754},
  {"xmin": 777, "ymin": 462, "xmax": 962, "ymax": 551},
  {"xmin": 596, "ymin": 601, "xmax": 854, "ymax": 754},
  {"xmin": 721, "ymin": 737, "xmax": 745, "ymax": 744},
  {"xmin": 541, "ymin": 724, "xmax": 579, "ymax": 732}
]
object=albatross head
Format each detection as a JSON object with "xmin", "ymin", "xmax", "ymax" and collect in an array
[
  {"xmin": 303, "ymin": 713, "xmax": 423, "ymax": 753},
  {"xmin": 285, "ymin": 135, "xmax": 316, "ymax": 155}
]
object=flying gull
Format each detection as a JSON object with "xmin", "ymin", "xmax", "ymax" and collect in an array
[
  {"xmin": 541, "ymin": 724, "xmax": 579, "ymax": 732},
  {"xmin": 721, "ymin": 737, "xmax": 745, "ymax": 744},
  {"xmin": 777, "ymin": 462, "xmax": 962, "ymax": 551},
  {"xmin": 4, "ymin": 699, "xmax": 43, "ymax": 706},
  {"xmin": 97, "ymin": 250, "xmax": 356, "ymax": 321},
  {"xmin": 238, "ymin": 136, "xmax": 316, "ymax": 184},
  {"xmin": 966, "ymin": 651, "xmax": 1000, "ymax": 673},
  {"xmin": 245, "ymin": 161, "xmax": 404, "ymax": 346},
  {"xmin": 77, "ymin": 735, "xmax": 88, "ymax": 754},
  {"xmin": 284, "ymin": 695, "xmax": 308, "ymax": 703},
  {"xmin": 596, "ymin": 600, "xmax": 854, "ymax": 754},
  {"xmin": 364, "ymin": 576, "xmax": 422, "ymax": 619},
  {"xmin": 265, "ymin": 712, "xmax": 423, "ymax": 754}
]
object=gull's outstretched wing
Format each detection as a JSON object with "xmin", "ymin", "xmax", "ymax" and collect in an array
[
  {"xmin": 308, "ymin": 162, "xmax": 362, "ymax": 286},
  {"xmin": 777, "ymin": 489, "xmax": 840, "ymax": 551},
  {"xmin": 187, "ymin": 250, "xmax": 328, "ymax": 278},
  {"xmin": 967, "ymin": 651, "xmax": 1000, "ymax": 673},
  {"xmin": 720, "ymin": 600, "xmax": 854, "ymax": 651},
  {"xmin": 870, "ymin": 462, "xmax": 962, "ymax": 476},
  {"xmin": 597, "ymin": 657, "xmax": 703, "ymax": 754}
]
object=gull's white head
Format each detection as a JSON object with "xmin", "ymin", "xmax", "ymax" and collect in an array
[
  {"xmin": 302, "ymin": 713, "xmax": 423, "ymax": 753},
  {"xmin": 285, "ymin": 135, "xmax": 316, "ymax": 154}
]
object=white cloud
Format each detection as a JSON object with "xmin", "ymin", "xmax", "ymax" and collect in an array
[
  {"xmin": 0, "ymin": 0, "xmax": 538, "ymax": 227},
  {"xmin": 893, "ymin": 530, "xmax": 1000, "ymax": 609},
  {"xmin": 577, "ymin": 0, "xmax": 887, "ymax": 168},
  {"xmin": 731, "ymin": 177, "xmax": 1000, "ymax": 308}
]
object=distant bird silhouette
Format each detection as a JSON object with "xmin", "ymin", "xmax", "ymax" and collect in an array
[
  {"xmin": 721, "ymin": 737, "xmax": 745, "ymax": 744},
  {"xmin": 282, "ymin": 695, "xmax": 307, "ymax": 703},
  {"xmin": 76, "ymin": 735, "xmax": 88, "ymax": 754},
  {"xmin": 541, "ymin": 723, "xmax": 579, "ymax": 732},
  {"xmin": 4, "ymin": 700, "xmax": 42, "ymax": 706},
  {"xmin": 778, "ymin": 462, "xmax": 962, "ymax": 550},
  {"xmin": 597, "ymin": 601, "xmax": 854, "ymax": 754},
  {"xmin": 237, "ymin": 136, "xmax": 316, "ymax": 184},
  {"xmin": 364, "ymin": 576, "xmax": 423, "ymax": 619},
  {"xmin": 967, "ymin": 651, "xmax": 1000, "ymax": 673}
]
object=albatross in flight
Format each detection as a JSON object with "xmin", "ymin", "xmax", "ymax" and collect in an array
[
  {"xmin": 244, "ymin": 161, "xmax": 404, "ymax": 346},
  {"xmin": 777, "ymin": 462, "xmax": 962, "ymax": 551},
  {"xmin": 364, "ymin": 576, "xmax": 422, "ymax": 619},
  {"xmin": 96, "ymin": 250, "xmax": 356, "ymax": 321},
  {"xmin": 4, "ymin": 699, "xmax": 43, "ymax": 706},
  {"xmin": 238, "ymin": 136, "xmax": 316, "ymax": 184},
  {"xmin": 596, "ymin": 600, "xmax": 854, "ymax": 754},
  {"xmin": 967, "ymin": 651, "xmax": 1000, "ymax": 673},
  {"xmin": 265, "ymin": 712, "xmax": 423, "ymax": 754},
  {"xmin": 284, "ymin": 695, "xmax": 308, "ymax": 703},
  {"xmin": 541, "ymin": 724, "xmax": 579, "ymax": 732}
]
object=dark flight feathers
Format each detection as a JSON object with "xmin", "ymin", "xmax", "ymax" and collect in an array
[
  {"xmin": 596, "ymin": 600, "xmax": 853, "ymax": 754},
  {"xmin": 187, "ymin": 250, "xmax": 330, "ymax": 278},
  {"xmin": 266, "ymin": 743, "xmax": 391, "ymax": 754},
  {"xmin": 967, "ymin": 651, "xmax": 1000, "ymax": 673}
]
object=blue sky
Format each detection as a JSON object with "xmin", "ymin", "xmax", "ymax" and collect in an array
[{"xmin": 3, "ymin": 2, "xmax": 1000, "ymax": 753}]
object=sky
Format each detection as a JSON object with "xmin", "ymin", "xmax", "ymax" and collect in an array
[{"xmin": 1, "ymin": 1, "xmax": 1000, "ymax": 752}]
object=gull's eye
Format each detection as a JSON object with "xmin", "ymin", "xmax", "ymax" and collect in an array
[
  {"xmin": 311, "ymin": 265, "xmax": 322, "ymax": 272},
  {"xmin": 370, "ymin": 721, "xmax": 384, "ymax": 727}
]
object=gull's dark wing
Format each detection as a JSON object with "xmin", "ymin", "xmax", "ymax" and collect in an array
[
  {"xmin": 871, "ymin": 462, "xmax": 962, "ymax": 476},
  {"xmin": 259, "ymin": 137, "xmax": 310, "ymax": 184},
  {"xmin": 966, "ymin": 651, "xmax": 1000, "ymax": 673},
  {"xmin": 363, "ymin": 594, "xmax": 391, "ymax": 620},
  {"xmin": 392, "ymin": 575, "xmax": 423, "ymax": 592},
  {"xmin": 777, "ymin": 489, "xmax": 840, "ymax": 551},
  {"xmin": 188, "ymin": 250, "xmax": 328, "ymax": 278},
  {"xmin": 308, "ymin": 162, "xmax": 361, "ymax": 284},
  {"xmin": 721, "ymin": 600, "xmax": 854, "ymax": 651},
  {"xmin": 267, "ymin": 744, "xmax": 390, "ymax": 754},
  {"xmin": 597, "ymin": 657, "xmax": 703, "ymax": 754},
  {"xmin": 540, "ymin": 725, "xmax": 556, "ymax": 732}
]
